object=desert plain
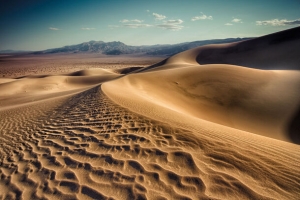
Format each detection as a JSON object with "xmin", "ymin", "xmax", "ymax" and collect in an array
[{"xmin": 0, "ymin": 27, "xmax": 300, "ymax": 200}]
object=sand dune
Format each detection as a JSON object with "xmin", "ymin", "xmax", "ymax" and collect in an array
[
  {"xmin": 0, "ymin": 68, "xmax": 121, "ymax": 108},
  {"xmin": 1, "ymin": 27, "xmax": 300, "ymax": 199},
  {"xmin": 1, "ymin": 84, "xmax": 299, "ymax": 199},
  {"xmin": 140, "ymin": 26, "xmax": 300, "ymax": 71},
  {"xmin": 103, "ymin": 64, "xmax": 300, "ymax": 143},
  {"xmin": 118, "ymin": 26, "xmax": 300, "ymax": 143},
  {"xmin": 196, "ymin": 26, "xmax": 300, "ymax": 70}
]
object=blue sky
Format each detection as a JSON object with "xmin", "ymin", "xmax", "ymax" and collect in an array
[{"xmin": 0, "ymin": 0, "xmax": 299, "ymax": 51}]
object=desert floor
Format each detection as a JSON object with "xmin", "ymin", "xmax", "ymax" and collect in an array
[{"xmin": 0, "ymin": 49, "xmax": 299, "ymax": 200}]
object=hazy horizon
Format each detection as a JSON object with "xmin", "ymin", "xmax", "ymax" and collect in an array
[{"xmin": 1, "ymin": 0, "xmax": 299, "ymax": 51}]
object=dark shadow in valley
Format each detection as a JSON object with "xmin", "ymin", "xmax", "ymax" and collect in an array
[{"xmin": 286, "ymin": 103, "xmax": 300, "ymax": 145}]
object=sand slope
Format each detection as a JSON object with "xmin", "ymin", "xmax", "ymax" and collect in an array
[
  {"xmin": 117, "ymin": 26, "xmax": 300, "ymax": 143},
  {"xmin": 196, "ymin": 26, "xmax": 300, "ymax": 70},
  {"xmin": 1, "ymin": 27, "xmax": 300, "ymax": 200},
  {"xmin": 104, "ymin": 64, "xmax": 300, "ymax": 143},
  {"xmin": 1, "ymin": 84, "xmax": 300, "ymax": 199}
]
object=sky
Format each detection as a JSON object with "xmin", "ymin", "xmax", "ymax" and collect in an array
[{"xmin": 0, "ymin": 0, "xmax": 299, "ymax": 51}]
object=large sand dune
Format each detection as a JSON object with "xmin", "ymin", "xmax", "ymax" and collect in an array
[
  {"xmin": 103, "ymin": 65, "xmax": 300, "ymax": 143},
  {"xmin": 1, "ymin": 27, "xmax": 300, "ymax": 199}
]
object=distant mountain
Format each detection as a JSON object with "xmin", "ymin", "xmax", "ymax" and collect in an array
[
  {"xmin": 33, "ymin": 40, "xmax": 170, "ymax": 55},
  {"xmin": 32, "ymin": 38, "xmax": 252, "ymax": 56}
]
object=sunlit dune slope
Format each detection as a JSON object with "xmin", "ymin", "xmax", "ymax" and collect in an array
[
  {"xmin": 103, "ymin": 65, "xmax": 300, "ymax": 143},
  {"xmin": 103, "ymin": 26, "xmax": 300, "ymax": 144}
]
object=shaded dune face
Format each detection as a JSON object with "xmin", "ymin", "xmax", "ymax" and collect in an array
[
  {"xmin": 196, "ymin": 26, "xmax": 300, "ymax": 70},
  {"xmin": 287, "ymin": 105, "xmax": 300, "ymax": 144}
]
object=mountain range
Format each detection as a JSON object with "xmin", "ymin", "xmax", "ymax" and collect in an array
[{"xmin": 31, "ymin": 38, "xmax": 252, "ymax": 56}]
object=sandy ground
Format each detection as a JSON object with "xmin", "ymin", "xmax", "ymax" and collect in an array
[
  {"xmin": 0, "ymin": 53, "xmax": 164, "ymax": 78},
  {"xmin": 0, "ymin": 27, "xmax": 300, "ymax": 200}
]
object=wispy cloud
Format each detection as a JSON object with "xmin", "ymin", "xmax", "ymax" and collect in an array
[
  {"xmin": 81, "ymin": 28, "xmax": 95, "ymax": 30},
  {"xmin": 256, "ymin": 18, "xmax": 300, "ymax": 26},
  {"xmin": 164, "ymin": 19, "xmax": 183, "ymax": 24},
  {"xmin": 120, "ymin": 19, "xmax": 129, "ymax": 23},
  {"xmin": 113, "ymin": 17, "xmax": 150, "ymax": 29},
  {"xmin": 191, "ymin": 13, "xmax": 213, "ymax": 21},
  {"xmin": 153, "ymin": 13, "xmax": 166, "ymax": 20},
  {"xmin": 114, "ymin": 15, "xmax": 184, "ymax": 30},
  {"xmin": 156, "ymin": 24, "xmax": 183, "ymax": 30},
  {"xmin": 225, "ymin": 23, "xmax": 233, "ymax": 26},
  {"xmin": 120, "ymin": 19, "xmax": 144, "ymax": 23},
  {"xmin": 232, "ymin": 18, "xmax": 242, "ymax": 23},
  {"xmin": 132, "ymin": 19, "xmax": 143, "ymax": 23},
  {"xmin": 156, "ymin": 19, "xmax": 184, "ymax": 30},
  {"xmin": 123, "ymin": 24, "xmax": 152, "ymax": 28},
  {"xmin": 49, "ymin": 27, "xmax": 59, "ymax": 31},
  {"xmin": 146, "ymin": 10, "xmax": 150, "ymax": 12}
]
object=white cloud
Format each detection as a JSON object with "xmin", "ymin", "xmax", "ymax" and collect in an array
[
  {"xmin": 232, "ymin": 18, "xmax": 242, "ymax": 23},
  {"xmin": 49, "ymin": 27, "xmax": 59, "ymax": 31},
  {"xmin": 225, "ymin": 23, "xmax": 233, "ymax": 26},
  {"xmin": 156, "ymin": 24, "xmax": 183, "ymax": 30},
  {"xmin": 157, "ymin": 19, "xmax": 184, "ymax": 30},
  {"xmin": 81, "ymin": 28, "xmax": 95, "ymax": 30},
  {"xmin": 131, "ymin": 19, "xmax": 143, "ymax": 23},
  {"xmin": 153, "ymin": 13, "xmax": 166, "ymax": 20},
  {"xmin": 146, "ymin": 10, "xmax": 150, "ymax": 12},
  {"xmin": 191, "ymin": 13, "xmax": 213, "ymax": 21},
  {"xmin": 256, "ymin": 18, "xmax": 300, "ymax": 26},
  {"xmin": 117, "ymin": 15, "xmax": 184, "ymax": 30},
  {"xmin": 120, "ymin": 19, "xmax": 144, "ymax": 23},
  {"xmin": 123, "ymin": 24, "xmax": 152, "ymax": 28},
  {"xmin": 164, "ymin": 19, "xmax": 183, "ymax": 24}
]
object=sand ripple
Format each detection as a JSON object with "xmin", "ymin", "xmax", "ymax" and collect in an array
[{"xmin": 1, "ymin": 85, "xmax": 299, "ymax": 199}]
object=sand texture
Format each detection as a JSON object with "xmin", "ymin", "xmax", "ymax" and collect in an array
[{"xmin": 1, "ymin": 27, "xmax": 300, "ymax": 199}]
